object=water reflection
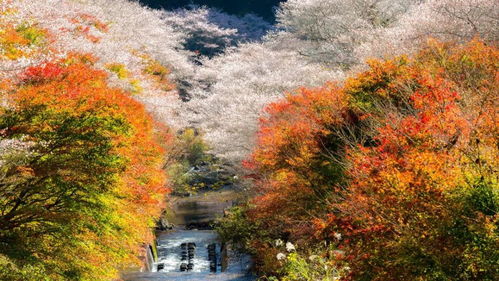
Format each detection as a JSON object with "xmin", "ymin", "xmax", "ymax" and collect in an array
[
  {"xmin": 172, "ymin": 199, "xmax": 232, "ymax": 227},
  {"xmin": 123, "ymin": 190, "xmax": 253, "ymax": 280}
]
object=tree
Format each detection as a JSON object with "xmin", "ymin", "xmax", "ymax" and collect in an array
[
  {"xmin": 330, "ymin": 40, "xmax": 498, "ymax": 280},
  {"xmin": 272, "ymin": 0, "xmax": 418, "ymax": 66},
  {"xmin": 162, "ymin": 5, "xmax": 270, "ymax": 57},
  {"xmin": 2, "ymin": 0, "xmax": 191, "ymax": 128},
  {"xmin": 355, "ymin": 0, "xmax": 499, "ymax": 62},
  {"xmin": 184, "ymin": 42, "xmax": 341, "ymax": 164},
  {"xmin": 238, "ymin": 39, "xmax": 498, "ymax": 280},
  {"xmin": 0, "ymin": 55, "xmax": 170, "ymax": 280}
]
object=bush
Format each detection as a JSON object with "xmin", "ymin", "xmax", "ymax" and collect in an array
[{"xmin": 215, "ymin": 206, "xmax": 262, "ymax": 252}]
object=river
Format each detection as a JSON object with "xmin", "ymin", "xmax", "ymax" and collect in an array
[{"xmin": 123, "ymin": 188, "xmax": 255, "ymax": 281}]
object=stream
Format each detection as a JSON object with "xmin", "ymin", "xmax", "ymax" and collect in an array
[{"xmin": 123, "ymin": 189, "xmax": 255, "ymax": 281}]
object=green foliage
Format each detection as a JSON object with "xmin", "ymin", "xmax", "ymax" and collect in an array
[
  {"xmin": 0, "ymin": 254, "xmax": 50, "ymax": 281},
  {"xmin": 0, "ymin": 105, "xmax": 128, "ymax": 280},
  {"xmin": 443, "ymin": 180, "xmax": 499, "ymax": 281},
  {"xmin": 178, "ymin": 128, "xmax": 210, "ymax": 165},
  {"xmin": 0, "ymin": 57, "xmax": 170, "ymax": 280},
  {"xmin": 166, "ymin": 162, "xmax": 198, "ymax": 194},
  {"xmin": 281, "ymin": 252, "xmax": 344, "ymax": 281},
  {"xmin": 106, "ymin": 63, "xmax": 129, "ymax": 79},
  {"xmin": 166, "ymin": 128, "xmax": 208, "ymax": 194},
  {"xmin": 0, "ymin": 103, "xmax": 127, "ymax": 228},
  {"xmin": 215, "ymin": 205, "xmax": 262, "ymax": 252},
  {"xmin": 166, "ymin": 128, "xmax": 233, "ymax": 195},
  {"xmin": 465, "ymin": 181, "xmax": 498, "ymax": 217},
  {"xmin": 16, "ymin": 23, "xmax": 46, "ymax": 46},
  {"xmin": 0, "ymin": 92, "xmax": 133, "ymax": 279}
]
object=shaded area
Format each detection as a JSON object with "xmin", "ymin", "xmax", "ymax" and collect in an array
[
  {"xmin": 139, "ymin": 0, "xmax": 283, "ymax": 21},
  {"xmin": 170, "ymin": 192, "xmax": 236, "ymax": 229}
]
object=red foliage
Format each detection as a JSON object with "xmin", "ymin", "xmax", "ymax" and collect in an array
[
  {"xmin": 244, "ymin": 40, "xmax": 498, "ymax": 280},
  {"xmin": 4, "ymin": 54, "xmax": 172, "ymax": 277},
  {"xmin": 22, "ymin": 62, "xmax": 64, "ymax": 82}
]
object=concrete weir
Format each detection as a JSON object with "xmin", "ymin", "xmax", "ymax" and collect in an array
[{"xmin": 123, "ymin": 189, "xmax": 254, "ymax": 281}]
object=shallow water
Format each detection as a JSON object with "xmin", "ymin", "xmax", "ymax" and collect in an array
[
  {"xmin": 169, "ymin": 190, "xmax": 235, "ymax": 227},
  {"xmin": 123, "ymin": 272, "xmax": 255, "ymax": 281},
  {"xmin": 154, "ymin": 230, "xmax": 219, "ymax": 273},
  {"xmin": 124, "ymin": 229, "xmax": 254, "ymax": 280},
  {"xmin": 123, "ymin": 190, "xmax": 254, "ymax": 280}
]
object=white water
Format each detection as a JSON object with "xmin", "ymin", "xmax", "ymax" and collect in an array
[
  {"xmin": 123, "ymin": 189, "xmax": 254, "ymax": 280},
  {"xmin": 124, "ymin": 229, "xmax": 254, "ymax": 280},
  {"xmin": 153, "ymin": 230, "xmax": 219, "ymax": 273}
]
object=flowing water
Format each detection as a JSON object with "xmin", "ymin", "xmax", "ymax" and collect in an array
[
  {"xmin": 123, "ymin": 189, "xmax": 254, "ymax": 281},
  {"xmin": 154, "ymin": 230, "xmax": 218, "ymax": 273}
]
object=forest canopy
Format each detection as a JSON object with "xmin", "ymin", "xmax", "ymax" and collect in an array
[{"xmin": 1, "ymin": 0, "xmax": 497, "ymax": 280}]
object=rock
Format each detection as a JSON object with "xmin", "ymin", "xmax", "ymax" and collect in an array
[{"xmin": 156, "ymin": 215, "xmax": 174, "ymax": 231}]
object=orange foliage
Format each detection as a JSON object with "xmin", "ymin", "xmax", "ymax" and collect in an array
[
  {"xmin": 0, "ymin": 23, "xmax": 48, "ymax": 59},
  {"xmin": 0, "ymin": 6, "xmax": 177, "ymax": 279},
  {"xmin": 2, "ymin": 53, "xmax": 171, "ymax": 279},
  {"xmin": 245, "ymin": 39, "xmax": 498, "ymax": 280},
  {"xmin": 66, "ymin": 13, "xmax": 109, "ymax": 43},
  {"xmin": 245, "ymin": 83, "xmax": 351, "ymax": 249},
  {"xmin": 17, "ymin": 53, "xmax": 169, "ymax": 217},
  {"xmin": 139, "ymin": 53, "xmax": 176, "ymax": 92}
]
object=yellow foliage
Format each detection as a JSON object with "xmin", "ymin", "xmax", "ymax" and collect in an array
[
  {"xmin": 0, "ymin": 23, "xmax": 47, "ymax": 60},
  {"xmin": 105, "ymin": 63, "xmax": 129, "ymax": 79}
]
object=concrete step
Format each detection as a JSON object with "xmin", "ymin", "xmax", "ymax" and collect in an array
[{"xmin": 122, "ymin": 272, "xmax": 256, "ymax": 281}]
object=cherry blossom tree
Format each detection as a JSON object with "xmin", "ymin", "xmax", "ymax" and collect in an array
[
  {"xmin": 183, "ymin": 42, "xmax": 342, "ymax": 164},
  {"xmin": 355, "ymin": 0, "xmax": 499, "ymax": 62},
  {"xmin": 271, "ymin": 0, "xmax": 418, "ymax": 66},
  {"xmin": 161, "ymin": 5, "xmax": 271, "ymax": 57}
]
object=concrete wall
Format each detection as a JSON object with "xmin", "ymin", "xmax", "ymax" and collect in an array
[{"xmin": 145, "ymin": 244, "xmax": 156, "ymax": 272}]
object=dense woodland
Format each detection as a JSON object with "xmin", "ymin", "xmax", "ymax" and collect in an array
[{"xmin": 0, "ymin": 0, "xmax": 497, "ymax": 280}]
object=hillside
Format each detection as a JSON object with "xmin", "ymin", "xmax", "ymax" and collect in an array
[{"xmin": 1, "ymin": 1, "xmax": 497, "ymax": 280}]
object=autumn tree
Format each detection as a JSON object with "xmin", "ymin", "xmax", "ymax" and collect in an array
[
  {"xmin": 0, "ymin": 55, "xmax": 170, "ymax": 280},
  {"xmin": 235, "ymin": 39, "xmax": 498, "ymax": 280},
  {"xmin": 332, "ymin": 39, "xmax": 499, "ymax": 281}
]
